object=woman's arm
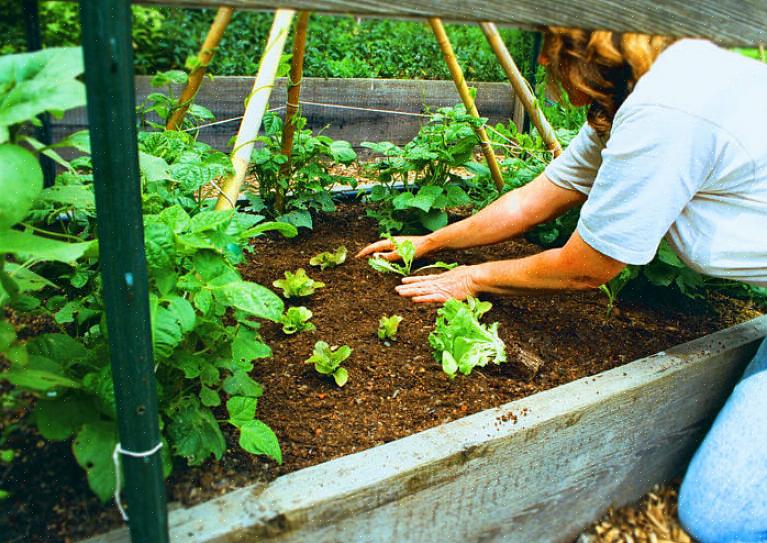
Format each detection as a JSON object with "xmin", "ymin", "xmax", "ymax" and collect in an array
[
  {"xmin": 356, "ymin": 174, "xmax": 586, "ymax": 260},
  {"xmin": 395, "ymin": 230, "xmax": 625, "ymax": 303}
]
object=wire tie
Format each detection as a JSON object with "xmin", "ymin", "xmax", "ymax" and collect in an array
[{"xmin": 112, "ymin": 441, "xmax": 164, "ymax": 521}]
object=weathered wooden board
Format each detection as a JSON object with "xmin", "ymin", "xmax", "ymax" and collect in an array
[
  {"xmin": 131, "ymin": 0, "xmax": 767, "ymax": 47},
  {"xmin": 86, "ymin": 316, "xmax": 767, "ymax": 543},
  {"xmin": 51, "ymin": 77, "xmax": 523, "ymax": 153}
]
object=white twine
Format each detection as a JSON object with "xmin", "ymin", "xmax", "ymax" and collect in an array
[{"xmin": 112, "ymin": 441, "xmax": 164, "ymax": 521}]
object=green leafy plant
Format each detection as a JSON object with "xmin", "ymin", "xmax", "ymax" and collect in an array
[
  {"xmin": 305, "ymin": 341, "xmax": 352, "ymax": 387},
  {"xmin": 0, "ymin": 55, "xmax": 295, "ymax": 501},
  {"xmin": 279, "ymin": 306, "xmax": 316, "ymax": 335},
  {"xmin": 368, "ymin": 235, "xmax": 416, "ymax": 276},
  {"xmin": 599, "ymin": 266, "xmax": 640, "ymax": 316},
  {"xmin": 136, "ymin": 69, "xmax": 214, "ymax": 130},
  {"xmin": 362, "ymin": 103, "xmax": 481, "ymax": 233},
  {"xmin": 429, "ymin": 297, "xmax": 507, "ymax": 378},
  {"xmin": 245, "ymin": 111, "xmax": 357, "ymax": 230},
  {"xmin": 309, "ymin": 245, "xmax": 347, "ymax": 270},
  {"xmin": 377, "ymin": 314, "xmax": 403, "ymax": 342},
  {"xmin": 273, "ymin": 268, "xmax": 326, "ymax": 298}
]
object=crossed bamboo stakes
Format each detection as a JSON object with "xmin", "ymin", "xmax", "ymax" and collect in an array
[{"xmin": 166, "ymin": 8, "xmax": 564, "ymax": 210}]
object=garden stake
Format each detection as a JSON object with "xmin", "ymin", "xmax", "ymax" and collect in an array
[
  {"xmin": 429, "ymin": 18, "xmax": 505, "ymax": 192},
  {"xmin": 216, "ymin": 9, "xmax": 296, "ymax": 210},
  {"xmin": 166, "ymin": 6, "xmax": 234, "ymax": 130},
  {"xmin": 78, "ymin": 1, "xmax": 168, "ymax": 541},
  {"xmin": 276, "ymin": 10, "xmax": 311, "ymax": 213},
  {"xmin": 480, "ymin": 22, "xmax": 562, "ymax": 157}
]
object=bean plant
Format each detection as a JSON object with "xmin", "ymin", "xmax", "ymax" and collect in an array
[{"xmin": 0, "ymin": 49, "xmax": 292, "ymax": 501}]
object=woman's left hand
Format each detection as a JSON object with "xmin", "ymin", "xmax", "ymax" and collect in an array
[{"xmin": 395, "ymin": 266, "xmax": 479, "ymax": 303}]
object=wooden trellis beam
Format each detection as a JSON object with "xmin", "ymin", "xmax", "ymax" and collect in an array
[
  {"xmin": 166, "ymin": 6, "xmax": 234, "ymax": 130},
  {"xmin": 215, "ymin": 9, "xmax": 295, "ymax": 210},
  {"xmin": 275, "ymin": 10, "xmax": 311, "ymax": 213},
  {"xmin": 130, "ymin": 0, "xmax": 767, "ymax": 47},
  {"xmin": 429, "ymin": 18, "xmax": 505, "ymax": 192},
  {"xmin": 480, "ymin": 22, "xmax": 562, "ymax": 157}
]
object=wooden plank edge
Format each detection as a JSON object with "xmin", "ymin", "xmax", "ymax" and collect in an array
[
  {"xmin": 84, "ymin": 315, "xmax": 767, "ymax": 543},
  {"xmin": 126, "ymin": 0, "xmax": 767, "ymax": 47}
]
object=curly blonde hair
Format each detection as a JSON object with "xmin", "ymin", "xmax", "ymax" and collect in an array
[{"xmin": 541, "ymin": 28, "xmax": 677, "ymax": 134}]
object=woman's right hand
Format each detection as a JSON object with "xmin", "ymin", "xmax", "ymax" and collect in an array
[{"xmin": 355, "ymin": 235, "xmax": 436, "ymax": 262}]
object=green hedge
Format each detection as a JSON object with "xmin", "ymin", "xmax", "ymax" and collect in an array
[{"xmin": 1, "ymin": 2, "xmax": 537, "ymax": 80}]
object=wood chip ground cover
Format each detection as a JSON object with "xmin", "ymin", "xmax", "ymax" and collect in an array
[{"xmin": 2, "ymin": 204, "xmax": 760, "ymax": 542}]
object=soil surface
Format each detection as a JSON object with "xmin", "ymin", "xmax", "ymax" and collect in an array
[{"xmin": 2, "ymin": 203, "xmax": 760, "ymax": 542}]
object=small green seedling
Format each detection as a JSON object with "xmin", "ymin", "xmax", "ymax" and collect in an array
[
  {"xmin": 273, "ymin": 268, "xmax": 325, "ymax": 298},
  {"xmin": 305, "ymin": 341, "xmax": 352, "ymax": 387},
  {"xmin": 378, "ymin": 314, "xmax": 403, "ymax": 342},
  {"xmin": 368, "ymin": 235, "xmax": 416, "ymax": 276},
  {"xmin": 280, "ymin": 306, "xmax": 316, "ymax": 335},
  {"xmin": 412, "ymin": 261, "xmax": 459, "ymax": 274},
  {"xmin": 309, "ymin": 245, "xmax": 347, "ymax": 270},
  {"xmin": 599, "ymin": 266, "xmax": 640, "ymax": 317}
]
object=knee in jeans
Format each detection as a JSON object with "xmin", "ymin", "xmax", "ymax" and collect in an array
[{"xmin": 679, "ymin": 472, "xmax": 745, "ymax": 543}]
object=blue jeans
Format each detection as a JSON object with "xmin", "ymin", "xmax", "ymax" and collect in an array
[{"xmin": 679, "ymin": 338, "xmax": 767, "ymax": 542}]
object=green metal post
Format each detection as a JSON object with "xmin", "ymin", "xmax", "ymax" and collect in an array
[
  {"xmin": 22, "ymin": 0, "xmax": 55, "ymax": 187},
  {"xmin": 77, "ymin": 1, "xmax": 169, "ymax": 541}
]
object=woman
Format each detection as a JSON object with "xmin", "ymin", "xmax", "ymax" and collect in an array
[{"xmin": 357, "ymin": 29, "xmax": 767, "ymax": 541}]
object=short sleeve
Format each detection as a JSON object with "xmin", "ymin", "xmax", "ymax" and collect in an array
[
  {"xmin": 544, "ymin": 123, "xmax": 605, "ymax": 194},
  {"xmin": 577, "ymin": 106, "xmax": 716, "ymax": 265}
]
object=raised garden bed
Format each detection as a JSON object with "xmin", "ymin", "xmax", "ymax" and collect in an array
[{"xmin": 3, "ymin": 205, "xmax": 763, "ymax": 542}]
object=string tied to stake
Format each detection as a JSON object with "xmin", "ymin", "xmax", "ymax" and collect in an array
[{"xmin": 112, "ymin": 441, "xmax": 164, "ymax": 521}]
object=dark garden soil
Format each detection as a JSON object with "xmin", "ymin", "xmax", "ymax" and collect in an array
[{"xmin": 2, "ymin": 203, "xmax": 761, "ymax": 542}]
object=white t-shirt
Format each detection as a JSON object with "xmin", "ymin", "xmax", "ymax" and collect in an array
[{"xmin": 544, "ymin": 39, "xmax": 767, "ymax": 287}]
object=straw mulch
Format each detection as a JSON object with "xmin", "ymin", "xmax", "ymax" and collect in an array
[{"xmin": 578, "ymin": 484, "xmax": 693, "ymax": 543}]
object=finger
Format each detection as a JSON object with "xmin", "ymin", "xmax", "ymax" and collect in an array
[
  {"xmin": 356, "ymin": 239, "xmax": 394, "ymax": 258},
  {"xmin": 401, "ymin": 274, "xmax": 438, "ymax": 284},
  {"xmin": 412, "ymin": 293, "xmax": 449, "ymax": 304},
  {"xmin": 395, "ymin": 283, "xmax": 428, "ymax": 297}
]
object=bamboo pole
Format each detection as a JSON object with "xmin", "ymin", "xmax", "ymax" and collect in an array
[
  {"xmin": 215, "ymin": 9, "xmax": 295, "ymax": 210},
  {"xmin": 428, "ymin": 18, "xmax": 505, "ymax": 192},
  {"xmin": 480, "ymin": 22, "xmax": 562, "ymax": 157},
  {"xmin": 167, "ymin": 7, "xmax": 233, "ymax": 130},
  {"xmin": 275, "ymin": 10, "xmax": 310, "ymax": 213}
]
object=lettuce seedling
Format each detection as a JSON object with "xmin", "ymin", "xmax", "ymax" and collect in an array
[
  {"xmin": 368, "ymin": 235, "xmax": 416, "ymax": 276},
  {"xmin": 279, "ymin": 306, "xmax": 316, "ymax": 335},
  {"xmin": 309, "ymin": 245, "xmax": 347, "ymax": 270},
  {"xmin": 273, "ymin": 268, "xmax": 325, "ymax": 298},
  {"xmin": 428, "ymin": 297, "xmax": 506, "ymax": 378},
  {"xmin": 378, "ymin": 314, "xmax": 403, "ymax": 342},
  {"xmin": 305, "ymin": 341, "xmax": 352, "ymax": 387}
]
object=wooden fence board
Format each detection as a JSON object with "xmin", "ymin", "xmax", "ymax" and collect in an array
[
  {"xmin": 132, "ymin": 0, "xmax": 767, "ymax": 47},
  {"xmin": 85, "ymin": 316, "xmax": 767, "ymax": 543},
  {"xmin": 51, "ymin": 77, "xmax": 523, "ymax": 153}
]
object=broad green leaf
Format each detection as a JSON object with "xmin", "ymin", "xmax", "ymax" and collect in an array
[
  {"xmin": 3, "ymin": 360, "xmax": 82, "ymax": 391},
  {"xmin": 37, "ymin": 184, "xmax": 95, "ymax": 210},
  {"xmin": 34, "ymin": 394, "xmax": 98, "ymax": 441},
  {"xmin": 0, "ymin": 320, "xmax": 15, "ymax": 351},
  {"xmin": 144, "ymin": 221, "xmax": 176, "ymax": 271},
  {"xmin": 276, "ymin": 210, "xmax": 312, "ymax": 230},
  {"xmin": 226, "ymin": 396, "xmax": 257, "ymax": 427},
  {"xmin": 165, "ymin": 295, "xmax": 196, "ymax": 333},
  {"xmin": 4, "ymin": 262, "xmax": 56, "ymax": 294},
  {"xmin": 167, "ymin": 396, "xmax": 226, "ymax": 466},
  {"xmin": 82, "ymin": 366, "xmax": 117, "ymax": 419},
  {"xmin": 0, "ymin": 143, "xmax": 44, "ymax": 228},
  {"xmin": 329, "ymin": 140, "xmax": 357, "ymax": 163},
  {"xmin": 152, "ymin": 306, "xmax": 184, "ymax": 359},
  {"xmin": 241, "ymin": 221, "xmax": 297, "ymax": 240},
  {"xmin": 223, "ymin": 370, "xmax": 263, "ymax": 398},
  {"xmin": 232, "ymin": 326, "xmax": 271, "ymax": 369},
  {"xmin": 193, "ymin": 288, "xmax": 212, "ymax": 314},
  {"xmin": 333, "ymin": 367, "xmax": 349, "ymax": 387},
  {"xmin": 49, "ymin": 129, "xmax": 91, "ymax": 153},
  {"xmin": 73, "ymin": 422, "xmax": 117, "ymax": 502},
  {"xmin": 0, "ymin": 230, "xmax": 95, "ymax": 264},
  {"xmin": 419, "ymin": 209, "xmax": 449, "ymax": 232},
  {"xmin": 189, "ymin": 210, "xmax": 233, "ymax": 233},
  {"xmin": 217, "ymin": 281, "xmax": 284, "ymax": 322},
  {"xmin": 27, "ymin": 333, "xmax": 91, "ymax": 367},
  {"xmin": 0, "ymin": 48, "xmax": 86, "ymax": 132},
  {"xmin": 199, "ymin": 385, "xmax": 221, "ymax": 407},
  {"xmin": 138, "ymin": 151, "xmax": 171, "ymax": 182},
  {"xmin": 158, "ymin": 205, "xmax": 191, "ymax": 234},
  {"xmin": 238, "ymin": 420, "xmax": 282, "ymax": 464}
]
